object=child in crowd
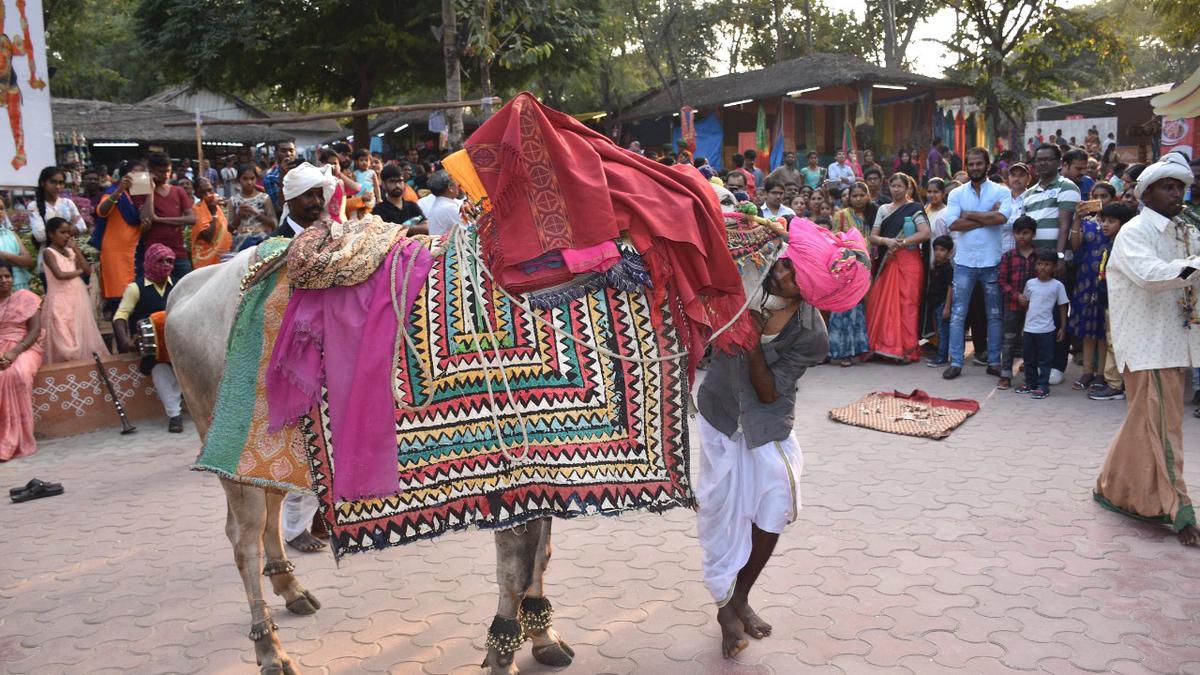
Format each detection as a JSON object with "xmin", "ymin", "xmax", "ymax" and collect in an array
[
  {"xmin": 41, "ymin": 217, "xmax": 109, "ymax": 364},
  {"xmin": 229, "ymin": 163, "xmax": 276, "ymax": 251},
  {"xmin": 1088, "ymin": 203, "xmax": 1136, "ymax": 402},
  {"xmin": 1016, "ymin": 251, "xmax": 1068, "ymax": 399},
  {"xmin": 351, "ymin": 149, "xmax": 381, "ymax": 217},
  {"xmin": 1068, "ymin": 182, "xmax": 1116, "ymax": 391},
  {"xmin": 925, "ymin": 235, "xmax": 955, "ymax": 367},
  {"xmin": 790, "ymin": 195, "xmax": 808, "ymax": 216},
  {"xmin": 996, "ymin": 216, "xmax": 1038, "ymax": 389}
]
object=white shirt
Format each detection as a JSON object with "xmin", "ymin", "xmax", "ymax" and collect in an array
[
  {"xmin": 941, "ymin": 179, "xmax": 1013, "ymax": 268},
  {"xmin": 417, "ymin": 193, "xmax": 436, "ymax": 217},
  {"xmin": 827, "ymin": 162, "xmax": 855, "ymax": 186},
  {"xmin": 1002, "ymin": 189, "xmax": 1026, "ymax": 253},
  {"xmin": 27, "ymin": 196, "xmax": 86, "ymax": 243},
  {"xmin": 426, "ymin": 196, "xmax": 462, "ymax": 236},
  {"xmin": 760, "ymin": 204, "xmax": 796, "ymax": 220},
  {"xmin": 1022, "ymin": 277, "xmax": 1068, "ymax": 333},
  {"xmin": 285, "ymin": 217, "xmax": 305, "ymax": 236},
  {"xmin": 1108, "ymin": 207, "xmax": 1200, "ymax": 372}
]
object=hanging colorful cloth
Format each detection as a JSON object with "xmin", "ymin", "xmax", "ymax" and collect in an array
[
  {"xmin": 680, "ymin": 106, "xmax": 697, "ymax": 155},
  {"xmin": 755, "ymin": 105, "xmax": 769, "ymax": 158}
]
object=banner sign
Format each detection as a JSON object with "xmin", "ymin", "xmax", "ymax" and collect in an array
[{"xmin": 1, "ymin": 0, "xmax": 52, "ymax": 187}]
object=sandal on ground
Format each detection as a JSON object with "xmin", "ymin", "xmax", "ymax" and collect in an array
[
  {"xmin": 11, "ymin": 480, "xmax": 64, "ymax": 503},
  {"xmin": 10, "ymin": 478, "xmax": 47, "ymax": 496},
  {"xmin": 839, "ymin": 359, "xmax": 853, "ymax": 368},
  {"xmin": 1073, "ymin": 373, "xmax": 1096, "ymax": 391},
  {"xmin": 286, "ymin": 531, "xmax": 327, "ymax": 553}
]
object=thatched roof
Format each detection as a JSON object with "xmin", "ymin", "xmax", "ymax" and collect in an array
[
  {"xmin": 142, "ymin": 86, "xmax": 342, "ymax": 135},
  {"xmin": 619, "ymin": 53, "xmax": 965, "ymax": 121},
  {"xmin": 52, "ymin": 97, "xmax": 295, "ymax": 145}
]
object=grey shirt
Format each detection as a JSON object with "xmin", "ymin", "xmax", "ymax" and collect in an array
[{"xmin": 697, "ymin": 303, "xmax": 829, "ymax": 448}]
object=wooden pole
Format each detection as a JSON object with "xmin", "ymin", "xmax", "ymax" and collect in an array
[
  {"xmin": 194, "ymin": 109, "xmax": 204, "ymax": 182},
  {"xmin": 164, "ymin": 98, "xmax": 502, "ymax": 128}
]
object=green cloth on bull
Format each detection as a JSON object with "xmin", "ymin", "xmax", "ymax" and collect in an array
[{"xmin": 192, "ymin": 238, "xmax": 312, "ymax": 491}]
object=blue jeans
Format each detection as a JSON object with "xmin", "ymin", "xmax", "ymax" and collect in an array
[
  {"xmin": 949, "ymin": 264, "xmax": 1002, "ymax": 367},
  {"xmin": 932, "ymin": 303, "xmax": 950, "ymax": 361},
  {"xmin": 1023, "ymin": 330, "xmax": 1055, "ymax": 390}
]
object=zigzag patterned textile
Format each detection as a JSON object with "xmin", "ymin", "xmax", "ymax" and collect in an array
[{"xmin": 308, "ymin": 232, "xmax": 693, "ymax": 558}]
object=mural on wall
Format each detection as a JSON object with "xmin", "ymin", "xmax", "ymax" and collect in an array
[{"xmin": 0, "ymin": 0, "xmax": 50, "ymax": 185}]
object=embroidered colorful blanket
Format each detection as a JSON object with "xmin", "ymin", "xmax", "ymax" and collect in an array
[{"xmin": 309, "ymin": 232, "xmax": 692, "ymax": 558}]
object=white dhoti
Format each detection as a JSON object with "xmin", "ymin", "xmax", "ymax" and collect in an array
[
  {"xmin": 282, "ymin": 492, "xmax": 320, "ymax": 541},
  {"xmin": 151, "ymin": 363, "xmax": 182, "ymax": 417},
  {"xmin": 696, "ymin": 413, "xmax": 803, "ymax": 605}
]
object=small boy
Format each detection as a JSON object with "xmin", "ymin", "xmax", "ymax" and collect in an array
[
  {"xmin": 1016, "ymin": 251, "xmax": 1068, "ymax": 399},
  {"xmin": 996, "ymin": 216, "xmax": 1038, "ymax": 389},
  {"xmin": 1089, "ymin": 203, "xmax": 1137, "ymax": 401},
  {"xmin": 925, "ymin": 235, "xmax": 955, "ymax": 367}
]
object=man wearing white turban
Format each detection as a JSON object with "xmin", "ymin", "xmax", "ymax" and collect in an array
[
  {"xmin": 273, "ymin": 160, "xmax": 336, "ymax": 553},
  {"xmin": 273, "ymin": 161, "xmax": 336, "ymax": 237},
  {"xmin": 1094, "ymin": 151, "xmax": 1200, "ymax": 547}
]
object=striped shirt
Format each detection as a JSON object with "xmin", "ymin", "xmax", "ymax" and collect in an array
[{"xmin": 1022, "ymin": 175, "xmax": 1079, "ymax": 245}]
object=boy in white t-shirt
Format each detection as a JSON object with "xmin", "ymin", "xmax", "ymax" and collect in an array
[{"xmin": 1015, "ymin": 250, "xmax": 1068, "ymax": 399}]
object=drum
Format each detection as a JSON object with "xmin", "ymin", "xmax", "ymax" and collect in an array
[{"xmin": 135, "ymin": 311, "xmax": 170, "ymax": 363}]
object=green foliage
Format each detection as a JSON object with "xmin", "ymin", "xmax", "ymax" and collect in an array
[
  {"xmin": 942, "ymin": 0, "xmax": 1130, "ymax": 130},
  {"xmin": 1076, "ymin": 0, "xmax": 1200, "ymax": 91},
  {"xmin": 133, "ymin": 0, "xmax": 445, "ymax": 138},
  {"xmin": 45, "ymin": 0, "xmax": 167, "ymax": 101}
]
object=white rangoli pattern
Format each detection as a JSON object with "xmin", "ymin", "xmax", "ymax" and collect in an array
[{"xmin": 33, "ymin": 362, "xmax": 156, "ymax": 422}]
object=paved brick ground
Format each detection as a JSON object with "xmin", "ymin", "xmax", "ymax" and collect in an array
[{"xmin": 2, "ymin": 359, "xmax": 1199, "ymax": 674}]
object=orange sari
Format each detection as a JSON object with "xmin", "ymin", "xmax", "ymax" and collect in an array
[
  {"xmin": 190, "ymin": 201, "xmax": 232, "ymax": 268},
  {"xmin": 99, "ymin": 198, "xmax": 143, "ymax": 300}
]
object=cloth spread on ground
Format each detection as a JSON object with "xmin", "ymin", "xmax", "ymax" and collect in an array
[
  {"xmin": 286, "ymin": 215, "xmax": 409, "ymax": 289},
  {"xmin": 192, "ymin": 239, "xmax": 314, "ymax": 491},
  {"xmin": 267, "ymin": 238, "xmax": 433, "ymax": 502},
  {"xmin": 465, "ymin": 93, "xmax": 754, "ymax": 377},
  {"xmin": 827, "ymin": 389, "xmax": 980, "ymax": 440},
  {"xmin": 300, "ymin": 229, "xmax": 693, "ymax": 558}
]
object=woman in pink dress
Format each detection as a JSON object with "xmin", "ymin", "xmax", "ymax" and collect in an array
[
  {"xmin": 0, "ymin": 261, "xmax": 44, "ymax": 461},
  {"xmin": 41, "ymin": 217, "xmax": 109, "ymax": 363}
]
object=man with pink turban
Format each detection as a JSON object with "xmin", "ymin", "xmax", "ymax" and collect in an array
[{"xmin": 113, "ymin": 243, "xmax": 184, "ymax": 432}]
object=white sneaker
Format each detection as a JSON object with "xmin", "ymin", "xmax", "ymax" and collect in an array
[{"xmin": 1048, "ymin": 368, "xmax": 1064, "ymax": 386}]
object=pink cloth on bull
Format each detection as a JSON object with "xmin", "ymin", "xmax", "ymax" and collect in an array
[
  {"xmin": 560, "ymin": 240, "xmax": 621, "ymax": 274},
  {"xmin": 781, "ymin": 217, "xmax": 871, "ymax": 313},
  {"xmin": 266, "ymin": 238, "xmax": 433, "ymax": 502}
]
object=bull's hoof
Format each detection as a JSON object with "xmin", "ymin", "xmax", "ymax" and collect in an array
[
  {"xmin": 260, "ymin": 656, "xmax": 300, "ymax": 675},
  {"xmin": 285, "ymin": 590, "xmax": 321, "ymax": 616},
  {"xmin": 532, "ymin": 639, "xmax": 575, "ymax": 668}
]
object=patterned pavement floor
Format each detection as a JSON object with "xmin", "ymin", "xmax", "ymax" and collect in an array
[{"xmin": 2, "ymin": 358, "xmax": 1199, "ymax": 674}]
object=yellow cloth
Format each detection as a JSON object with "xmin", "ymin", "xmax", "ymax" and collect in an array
[
  {"xmin": 113, "ymin": 278, "xmax": 173, "ymax": 323},
  {"xmin": 442, "ymin": 149, "xmax": 488, "ymax": 203}
]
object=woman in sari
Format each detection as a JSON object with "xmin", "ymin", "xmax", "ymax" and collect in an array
[
  {"xmin": 190, "ymin": 177, "xmax": 231, "ymax": 268},
  {"xmin": 0, "ymin": 196, "xmax": 34, "ymax": 291},
  {"xmin": 0, "ymin": 261, "xmax": 44, "ymax": 461},
  {"xmin": 94, "ymin": 161, "xmax": 147, "ymax": 305},
  {"xmin": 866, "ymin": 172, "xmax": 931, "ymax": 362},
  {"xmin": 827, "ymin": 182, "xmax": 877, "ymax": 366}
]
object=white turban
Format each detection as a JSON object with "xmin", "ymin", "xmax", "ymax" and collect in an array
[
  {"xmin": 283, "ymin": 161, "xmax": 336, "ymax": 202},
  {"xmin": 1134, "ymin": 151, "xmax": 1194, "ymax": 200}
]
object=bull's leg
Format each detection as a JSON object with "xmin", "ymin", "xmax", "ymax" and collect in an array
[
  {"xmin": 522, "ymin": 518, "xmax": 574, "ymax": 667},
  {"xmin": 482, "ymin": 522, "xmax": 542, "ymax": 675},
  {"xmin": 262, "ymin": 489, "xmax": 321, "ymax": 616},
  {"xmin": 221, "ymin": 479, "xmax": 299, "ymax": 675}
]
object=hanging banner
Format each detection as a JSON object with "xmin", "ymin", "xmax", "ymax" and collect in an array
[
  {"xmin": 1160, "ymin": 116, "xmax": 1196, "ymax": 160},
  {"xmin": 1, "ymin": 0, "xmax": 52, "ymax": 187}
]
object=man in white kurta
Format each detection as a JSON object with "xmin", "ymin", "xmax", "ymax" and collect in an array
[{"xmin": 1095, "ymin": 152, "xmax": 1200, "ymax": 546}]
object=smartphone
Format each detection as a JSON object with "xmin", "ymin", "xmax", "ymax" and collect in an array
[
  {"xmin": 129, "ymin": 171, "xmax": 153, "ymax": 196},
  {"xmin": 1080, "ymin": 199, "xmax": 1101, "ymax": 214}
]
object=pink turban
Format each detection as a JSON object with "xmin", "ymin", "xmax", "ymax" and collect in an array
[{"xmin": 780, "ymin": 217, "xmax": 871, "ymax": 312}]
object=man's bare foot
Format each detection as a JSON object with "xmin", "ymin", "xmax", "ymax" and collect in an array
[
  {"xmin": 716, "ymin": 604, "xmax": 749, "ymax": 658},
  {"xmin": 287, "ymin": 531, "xmax": 327, "ymax": 553},
  {"xmin": 732, "ymin": 600, "xmax": 772, "ymax": 638},
  {"xmin": 1179, "ymin": 524, "xmax": 1200, "ymax": 547}
]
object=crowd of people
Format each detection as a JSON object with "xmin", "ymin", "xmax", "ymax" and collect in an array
[
  {"xmin": 0, "ymin": 140, "xmax": 462, "ymax": 463},
  {"xmin": 660, "ymin": 140, "xmax": 1200, "ymax": 404}
]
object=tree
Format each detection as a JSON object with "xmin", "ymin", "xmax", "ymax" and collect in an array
[
  {"xmin": 864, "ymin": 0, "xmax": 938, "ymax": 69},
  {"xmin": 941, "ymin": 0, "xmax": 1128, "ymax": 140},
  {"xmin": 45, "ymin": 0, "xmax": 167, "ymax": 101},
  {"xmin": 712, "ymin": 0, "xmax": 875, "ymax": 71},
  {"xmin": 441, "ymin": 0, "xmax": 464, "ymax": 149},
  {"xmin": 135, "ymin": 0, "xmax": 444, "ymax": 142},
  {"xmin": 1076, "ymin": 0, "xmax": 1200, "ymax": 91},
  {"xmin": 457, "ymin": 0, "xmax": 600, "ymax": 118}
]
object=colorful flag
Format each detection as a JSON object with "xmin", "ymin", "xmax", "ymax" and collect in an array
[{"xmin": 756, "ymin": 106, "xmax": 768, "ymax": 153}]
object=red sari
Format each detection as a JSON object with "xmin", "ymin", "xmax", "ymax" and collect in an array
[{"xmin": 866, "ymin": 202, "xmax": 928, "ymax": 362}]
